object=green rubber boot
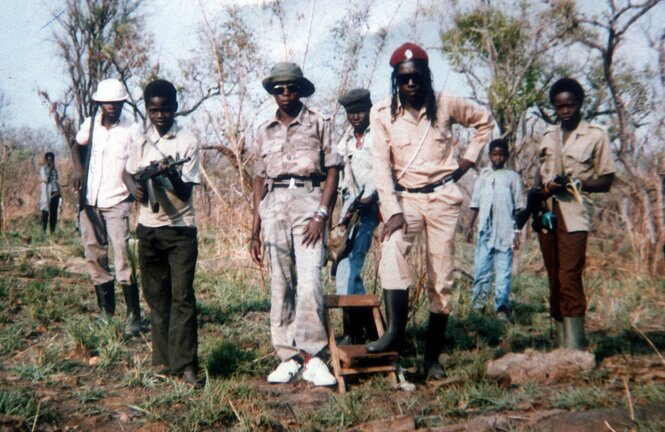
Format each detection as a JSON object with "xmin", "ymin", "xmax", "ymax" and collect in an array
[
  {"xmin": 564, "ymin": 317, "xmax": 586, "ymax": 350},
  {"xmin": 555, "ymin": 320, "xmax": 566, "ymax": 348}
]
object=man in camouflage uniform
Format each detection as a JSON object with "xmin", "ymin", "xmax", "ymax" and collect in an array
[
  {"xmin": 250, "ymin": 63, "xmax": 342, "ymax": 386},
  {"xmin": 369, "ymin": 43, "xmax": 495, "ymax": 380}
]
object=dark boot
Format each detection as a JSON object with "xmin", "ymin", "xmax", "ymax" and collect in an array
[
  {"xmin": 95, "ymin": 280, "xmax": 116, "ymax": 316},
  {"xmin": 424, "ymin": 312, "xmax": 448, "ymax": 380},
  {"xmin": 41, "ymin": 211, "xmax": 49, "ymax": 233},
  {"xmin": 359, "ymin": 307, "xmax": 379, "ymax": 341},
  {"xmin": 555, "ymin": 320, "xmax": 566, "ymax": 348},
  {"xmin": 122, "ymin": 283, "xmax": 142, "ymax": 336},
  {"xmin": 338, "ymin": 309, "xmax": 356, "ymax": 345},
  {"xmin": 366, "ymin": 289, "xmax": 409, "ymax": 353}
]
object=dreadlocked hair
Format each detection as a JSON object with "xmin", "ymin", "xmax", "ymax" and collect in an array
[{"xmin": 390, "ymin": 60, "xmax": 437, "ymax": 124}]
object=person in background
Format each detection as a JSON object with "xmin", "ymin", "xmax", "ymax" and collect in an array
[
  {"xmin": 465, "ymin": 139, "xmax": 524, "ymax": 321},
  {"xmin": 333, "ymin": 88, "xmax": 380, "ymax": 345},
  {"xmin": 39, "ymin": 151, "xmax": 61, "ymax": 233},
  {"xmin": 71, "ymin": 78, "xmax": 142, "ymax": 336}
]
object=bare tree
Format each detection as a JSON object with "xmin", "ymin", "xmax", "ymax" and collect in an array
[
  {"xmin": 39, "ymin": 0, "xmax": 154, "ymax": 142},
  {"xmin": 565, "ymin": 0, "xmax": 663, "ymax": 273}
]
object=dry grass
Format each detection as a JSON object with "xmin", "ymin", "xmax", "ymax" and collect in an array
[{"xmin": 0, "ymin": 181, "xmax": 664, "ymax": 430}]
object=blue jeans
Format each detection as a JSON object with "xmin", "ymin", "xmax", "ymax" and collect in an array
[
  {"xmin": 471, "ymin": 230, "xmax": 513, "ymax": 312},
  {"xmin": 335, "ymin": 210, "xmax": 379, "ymax": 295}
]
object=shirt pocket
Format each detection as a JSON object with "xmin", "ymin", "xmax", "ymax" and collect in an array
[
  {"xmin": 260, "ymin": 142, "xmax": 283, "ymax": 173},
  {"xmin": 431, "ymin": 128, "xmax": 452, "ymax": 164},
  {"xmin": 293, "ymin": 138, "xmax": 322, "ymax": 175},
  {"xmin": 391, "ymin": 136, "xmax": 411, "ymax": 166},
  {"xmin": 565, "ymin": 142, "xmax": 594, "ymax": 165}
]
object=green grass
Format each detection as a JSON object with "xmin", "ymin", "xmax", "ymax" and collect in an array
[
  {"xmin": 0, "ymin": 386, "xmax": 57, "ymax": 426},
  {"xmin": 1, "ymin": 216, "xmax": 665, "ymax": 430}
]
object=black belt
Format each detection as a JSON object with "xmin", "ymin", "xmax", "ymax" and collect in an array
[{"xmin": 395, "ymin": 178, "xmax": 450, "ymax": 193}]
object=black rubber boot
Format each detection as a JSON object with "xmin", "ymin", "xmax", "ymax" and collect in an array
[
  {"xmin": 359, "ymin": 306, "xmax": 379, "ymax": 341},
  {"xmin": 122, "ymin": 283, "xmax": 142, "ymax": 336},
  {"xmin": 424, "ymin": 312, "xmax": 449, "ymax": 380},
  {"xmin": 95, "ymin": 280, "xmax": 116, "ymax": 316},
  {"xmin": 338, "ymin": 309, "xmax": 356, "ymax": 345},
  {"xmin": 366, "ymin": 289, "xmax": 409, "ymax": 353}
]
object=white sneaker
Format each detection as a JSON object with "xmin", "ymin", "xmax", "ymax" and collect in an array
[
  {"xmin": 303, "ymin": 357, "xmax": 337, "ymax": 386},
  {"xmin": 267, "ymin": 359, "xmax": 302, "ymax": 384}
]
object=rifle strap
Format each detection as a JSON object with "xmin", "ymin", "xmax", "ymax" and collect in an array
[
  {"xmin": 343, "ymin": 128, "xmax": 361, "ymax": 198},
  {"xmin": 79, "ymin": 107, "xmax": 97, "ymax": 208},
  {"xmin": 396, "ymin": 123, "xmax": 431, "ymax": 181},
  {"xmin": 554, "ymin": 128, "xmax": 564, "ymax": 176}
]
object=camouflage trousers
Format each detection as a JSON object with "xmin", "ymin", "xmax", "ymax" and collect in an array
[
  {"xmin": 260, "ymin": 186, "xmax": 327, "ymax": 361},
  {"xmin": 379, "ymin": 182, "xmax": 464, "ymax": 314}
]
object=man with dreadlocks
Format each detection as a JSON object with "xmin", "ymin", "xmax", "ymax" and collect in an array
[{"xmin": 368, "ymin": 43, "xmax": 495, "ymax": 380}]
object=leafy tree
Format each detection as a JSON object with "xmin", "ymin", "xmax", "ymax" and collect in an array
[{"xmin": 440, "ymin": 1, "xmax": 576, "ymax": 148}]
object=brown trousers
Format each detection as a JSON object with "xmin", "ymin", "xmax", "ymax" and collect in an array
[{"xmin": 537, "ymin": 202, "xmax": 588, "ymax": 320}]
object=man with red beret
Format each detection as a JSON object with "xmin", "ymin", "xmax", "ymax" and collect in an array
[{"xmin": 368, "ymin": 42, "xmax": 495, "ymax": 380}]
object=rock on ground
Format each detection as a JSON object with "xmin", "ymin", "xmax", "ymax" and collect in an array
[
  {"xmin": 486, "ymin": 349, "xmax": 595, "ymax": 385},
  {"xmin": 532, "ymin": 404, "xmax": 665, "ymax": 431}
]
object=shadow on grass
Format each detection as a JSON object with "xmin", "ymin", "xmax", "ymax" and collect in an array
[
  {"xmin": 205, "ymin": 340, "xmax": 257, "ymax": 378},
  {"xmin": 592, "ymin": 329, "xmax": 665, "ymax": 361},
  {"xmin": 446, "ymin": 313, "xmax": 507, "ymax": 349},
  {"xmin": 198, "ymin": 298, "xmax": 270, "ymax": 325}
]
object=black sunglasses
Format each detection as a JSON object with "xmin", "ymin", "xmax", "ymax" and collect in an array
[
  {"xmin": 396, "ymin": 73, "xmax": 424, "ymax": 85},
  {"xmin": 272, "ymin": 84, "xmax": 301, "ymax": 95}
]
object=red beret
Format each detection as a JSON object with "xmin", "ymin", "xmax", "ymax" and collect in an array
[{"xmin": 389, "ymin": 42, "xmax": 428, "ymax": 67}]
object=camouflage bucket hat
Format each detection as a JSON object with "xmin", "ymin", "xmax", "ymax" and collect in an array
[{"xmin": 262, "ymin": 62, "xmax": 315, "ymax": 97}]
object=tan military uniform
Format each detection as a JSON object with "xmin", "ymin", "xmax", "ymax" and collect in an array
[
  {"xmin": 255, "ymin": 104, "xmax": 342, "ymax": 361},
  {"xmin": 372, "ymin": 93, "xmax": 494, "ymax": 313},
  {"xmin": 537, "ymin": 120, "xmax": 614, "ymax": 319},
  {"xmin": 539, "ymin": 121, "xmax": 615, "ymax": 232}
]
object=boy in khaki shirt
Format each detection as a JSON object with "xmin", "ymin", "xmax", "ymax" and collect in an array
[
  {"xmin": 124, "ymin": 79, "xmax": 201, "ymax": 385},
  {"xmin": 537, "ymin": 78, "xmax": 614, "ymax": 350}
]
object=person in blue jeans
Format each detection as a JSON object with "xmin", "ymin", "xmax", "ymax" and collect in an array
[
  {"xmin": 334, "ymin": 88, "xmax": 379, "ymax": 344},
  {"xmin": 465, "ymin": 139, "xmax": 524, "ymax": 320}
]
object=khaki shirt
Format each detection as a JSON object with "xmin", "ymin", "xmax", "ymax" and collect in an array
[
  {"xmin": 371, "ymin": 92, "xmax": 495, "ymax": 219},
  {"xmin": 539, "ymin": 120, "xmax": 615, "ymax": 232},
  {"xmin": 125, "ymin": 122, "xmax": 201, "ymax": 228},
  {"xmin": 336, "ymin": 126, "xmax": 376, "ymax": 201},
  {"xmin": 254, "ymin": 104, "xmax": 342, "ymax": 178}
]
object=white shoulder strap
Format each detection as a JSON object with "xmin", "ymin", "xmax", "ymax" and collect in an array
[{"xmin": 396, "ymin": 123, "xmax": 431, "ymax": 181}]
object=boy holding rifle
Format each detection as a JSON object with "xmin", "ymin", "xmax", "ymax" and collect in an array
[{"xmin": 124, "ymin": 79, "xmax": 201, "ymax": 385}]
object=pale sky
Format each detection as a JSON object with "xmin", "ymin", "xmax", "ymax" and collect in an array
[{"xmin": 0, "ymin": 0, "xmax": 661, "ymax": 142}]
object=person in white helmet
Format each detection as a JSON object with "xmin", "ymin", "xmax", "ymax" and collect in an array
[{"xmin": 71, "ymin": 78, "xmax": 143, "ymax": 336}]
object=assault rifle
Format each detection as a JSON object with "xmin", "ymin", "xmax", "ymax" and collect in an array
[
  {"xmin": 553, "ymin": 170, "xmax": 583, "ymax": 203},
  {"xmin": 134, "ymin": 156, "xmax": 191, "ymax": 213},
  {"xmin": 515, "ymin": 187, "xmax": 556, "ymax": 234}
]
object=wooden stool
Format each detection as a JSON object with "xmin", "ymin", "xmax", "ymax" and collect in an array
[{"xmin": 324, "ymin": 294, "xmax": 398, "ymax": 393}]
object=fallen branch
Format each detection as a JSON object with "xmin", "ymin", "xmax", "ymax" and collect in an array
[
  {"xmin": 630, "ymin": 322, "xmax": 665, "ymax": 366},
  {"xmin": 621, "ymin": 375, "xmax": 635, "ymax": 432}
]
